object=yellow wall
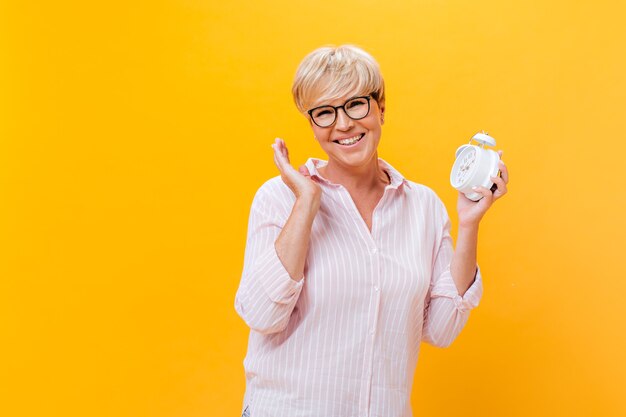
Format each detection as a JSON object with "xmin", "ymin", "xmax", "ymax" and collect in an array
[{"xmin": 1, "ymin": 0, "xmax": 625, "ymax": 416}]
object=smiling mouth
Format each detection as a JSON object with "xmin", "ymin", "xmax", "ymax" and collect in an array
[{"xmin": 333, "ymin": 133, "xmax": 365, "ymax": 146}]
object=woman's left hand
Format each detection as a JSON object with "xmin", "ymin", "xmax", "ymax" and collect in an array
[{"xmin": 456, "ymin": 150, "xmax": 509, "ymax": 228}]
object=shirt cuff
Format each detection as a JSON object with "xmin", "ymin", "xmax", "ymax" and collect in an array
[
  {"xmin": 430, "ymin": 265, "xmax": 483, "ymax": 313},
  {"xmin": 256, "ymin": 244, "xmax": 305, "ymax": 304}
]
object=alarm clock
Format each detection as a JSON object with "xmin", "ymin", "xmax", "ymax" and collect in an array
[{"xmin": 450, "ymin": 131, "xmax": 501, "ymax": 201}]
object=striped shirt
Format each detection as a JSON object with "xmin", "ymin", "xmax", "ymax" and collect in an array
[{"xmin": 235, "ymin": 157, "xmax": 483, "ymax": 417}]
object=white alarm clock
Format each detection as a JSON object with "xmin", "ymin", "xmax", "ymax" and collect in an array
[{"xmin": 450, "ymin": 131, "xmax": 501, "ymax": 201}]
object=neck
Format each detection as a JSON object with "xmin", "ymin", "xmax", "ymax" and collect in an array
[{"xmin": 319, "ymin": 153, "xmax": 389, "ymax": 191}]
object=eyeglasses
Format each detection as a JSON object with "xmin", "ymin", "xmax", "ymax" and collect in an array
[{"xmin": 307, "ymin": 95, "xmax": 372, "ymax": 128}]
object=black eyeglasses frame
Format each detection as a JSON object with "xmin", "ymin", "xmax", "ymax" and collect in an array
[{"xmin": 307, "ymin": 95, "xmax": 372, "ymax": 128}]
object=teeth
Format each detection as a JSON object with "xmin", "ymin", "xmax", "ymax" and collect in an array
[{"xmin": 337, "ymin": 134, "xmax": 363, "ymax": 145}]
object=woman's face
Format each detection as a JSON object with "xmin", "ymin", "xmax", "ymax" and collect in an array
[{"xmin": 307, "ymin": 92, "xmax": 385, "ymax": 169}]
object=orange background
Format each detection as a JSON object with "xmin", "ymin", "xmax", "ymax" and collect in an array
[{"xmin": 1, "ymin": 1, "xmax": 625, "ymax": 416}]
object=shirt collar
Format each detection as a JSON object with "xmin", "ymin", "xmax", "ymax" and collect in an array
[{"xmin": 304, "ymin": 157, "xmax": 412, "ymax": 191}]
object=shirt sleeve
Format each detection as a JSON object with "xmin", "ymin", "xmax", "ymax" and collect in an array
[
  {"xmin": 422, "ymin": 196, "xmax": 484, "ymax": 348},
  {"xmin": 234, "ymin": 181, "xmax": 305, "ymax": 335}
]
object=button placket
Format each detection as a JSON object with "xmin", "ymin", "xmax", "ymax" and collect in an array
[
  {"xmin": 335, "ymin": 179, "xmax": 388, "ymax": 417},
  {"xmin": 370, "ymin": 285, "xmax": 381, "ymax": 335}
]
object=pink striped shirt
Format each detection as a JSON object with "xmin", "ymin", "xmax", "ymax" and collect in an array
[{"xmin": 235, "ymin": 157, "xmax": 483, "ymax": 417}]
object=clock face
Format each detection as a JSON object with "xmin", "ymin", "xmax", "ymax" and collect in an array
[{"xmin": 452, "ymin": 147, "xmax": 477, "ymax": 187}]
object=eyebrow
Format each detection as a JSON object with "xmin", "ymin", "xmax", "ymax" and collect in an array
[{"xmin": 309, "ymin": 94, "xmax": 365, "ymax": 110}]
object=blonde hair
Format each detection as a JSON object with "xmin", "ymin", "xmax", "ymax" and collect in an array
[{"xmin": 291, "ymin": 44, "xmax": 385, "ymax": 114}]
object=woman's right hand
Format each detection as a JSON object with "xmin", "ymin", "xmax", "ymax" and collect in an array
[{"xmin": 271, "ymin": 137, "xmax": 321, "ymax": 205}]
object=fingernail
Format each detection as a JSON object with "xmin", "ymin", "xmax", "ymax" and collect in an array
[{"xmin": 472, "ymin": 186, "xmax": 478, "ymax": 190}]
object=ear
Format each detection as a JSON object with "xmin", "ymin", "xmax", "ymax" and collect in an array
[{"xmin": 379, "ymin": 101, "xmax": 386, "ymax": 124}]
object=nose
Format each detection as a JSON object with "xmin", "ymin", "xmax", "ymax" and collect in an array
[{"xmin": 334, "ymin": 108, "xmax": 354, "ymax": 131}]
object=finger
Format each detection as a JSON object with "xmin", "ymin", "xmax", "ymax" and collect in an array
[
  {"xmin": 275, "ymin": 146, "xmax": 300, "ymax": 178},
  {"xmin": 298, "ymin": 165, "xmax": 309, "ymax": 176},
  {"xmin": 278, "ymin": 138, "xmax": 290, "ymax": 163},
  {"xmin": 490, "ymin": 175, "xmax": 507, "ymax": 193},
  {"xmin": 277, "ymin": 137, "xmax": 286, "ymax": 151},
  {"xmin": 490, "ymin": 175, "xmax": 507, "ymax": 199},
  {"xmin": 275, "ymin": 137, "xmax": 286, "ymax": 157},
  {"xmin": 272, "ymin": 141, "xmax": 284, "ymax": 160},
  {"xmin": 472, "ymin": 186, "xmax": 494, "ymax": 204},
  {"xmin": 272, "ymin": 144, "xmax": 287, "ymax": 171},
  {"xmin": 498, "ymin": 160, "xmax": 509, "ymax": 184},
  {"xmin": 272, "ymin": 148, "xmax": 283, "ymax": 173}
]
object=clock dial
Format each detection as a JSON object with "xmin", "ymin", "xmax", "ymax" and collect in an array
[{"xmin": 453, "ymin": 148, "xmax": 477, "ymax": 187}]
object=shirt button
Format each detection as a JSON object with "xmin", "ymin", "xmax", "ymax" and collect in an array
[
  {"xmin": 374, "ymin": 286, "xmax": 379, "ymax": 292},
  {"xmin": 371, "ymin": 247, "xmax": 378, "ymax": 254}
]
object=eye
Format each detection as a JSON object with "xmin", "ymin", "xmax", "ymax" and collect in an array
[
  {"xmin": 347, "ymin": 99, "xmax": 366, "ymax": 109},
  {"xmin": 313, "ymin": 107, "xmax": 334, "ymax": 118}
]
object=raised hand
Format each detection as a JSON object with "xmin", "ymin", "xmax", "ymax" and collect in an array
[
  {"xmin": 456, "ymin": 150, "xmax": 509, "ymax": 228},
  {"xmin": 271, "ymin": 138, "xmax": 321, "ymax": 203}
]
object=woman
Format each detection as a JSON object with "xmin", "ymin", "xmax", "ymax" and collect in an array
[{"xmin": 235, "ymin": 45, "xmax": 509, "ymax": 417}]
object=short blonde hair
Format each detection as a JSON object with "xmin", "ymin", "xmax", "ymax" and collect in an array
[{"xmin": 291, "ymin": 44, "xmax": 385, "ymax": 114}]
